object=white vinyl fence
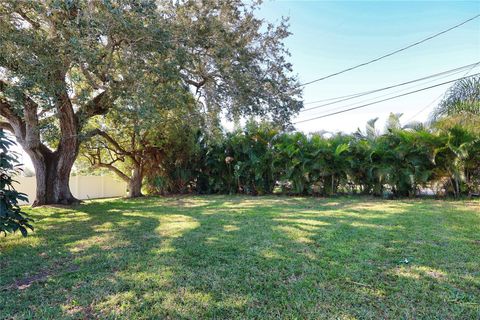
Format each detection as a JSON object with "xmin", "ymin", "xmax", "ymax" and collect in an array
[{"xmin": 14, "ymin": 175, "xmax": 127, "ymax": 205}]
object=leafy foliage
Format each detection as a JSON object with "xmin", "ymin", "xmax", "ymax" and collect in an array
[
  {"xmin": 432, "ymin": 76, "xmax": 480, "ymax": 119},
  {"xmin": 141, "ymin": 117, "xmax": 480, "ymax": 198},
  {"xmin": 0, "ymin": 129, "xmax": 32, "ymax": 236},
  {"xmin": 431, "ymin": 76, "xmax": 480, "ymax": 133}
]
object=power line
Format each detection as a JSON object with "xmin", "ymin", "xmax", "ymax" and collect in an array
[
  {"xmin": 302, "ymin": 65, "xmax": 479, "ymax": 118},
  {"xmin": 298, "ymin": 14, "xmax": 480, "ymax": 87},
  {"xmin": 303, "ymin": 75, "xmax": 454, "ymax": 119},
  {"xmin": 405, "ymin": 93, "xmax": 444, "ymax": 123},
  {"xmin": 406, "ymin": 60, "xmax": 480, "ymax": 123},
  {"xmin": 300, "ymin": 61, "xmax": 479, "ymax": 111},
  {"xmin": 294, "ymin": 73, "xmax": 480, "ymax": 124}
]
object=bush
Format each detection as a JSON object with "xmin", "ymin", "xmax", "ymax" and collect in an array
[
  {"xmin": 143, "ymin": 121, "xmax": 480, "ymax": 198},
  {"xmin": 0, "ymin": 129, "xmax": 33, "ymax": 236}
]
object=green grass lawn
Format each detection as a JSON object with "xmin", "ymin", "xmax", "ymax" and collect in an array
[{"xmin": 1, "ymin": 196, "xmax": 479, "ymax": 319}]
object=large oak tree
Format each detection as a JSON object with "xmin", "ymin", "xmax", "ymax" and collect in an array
[{"xmin": 0, "ymin": 0, "xmax": 302, "ymax": 205}]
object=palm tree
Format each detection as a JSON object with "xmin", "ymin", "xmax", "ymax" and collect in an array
[
  {"xmin": 354, "ymin": 117, "xmax": 380, "ymax": 141},
  {"xmin": 385, "ymin": 113, "xmax": 404, "ymax": 132}
]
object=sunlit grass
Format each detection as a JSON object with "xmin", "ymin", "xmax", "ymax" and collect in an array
[{"xmin": 1, "ymin": 196, "xmax": 479, "ymax": 319}]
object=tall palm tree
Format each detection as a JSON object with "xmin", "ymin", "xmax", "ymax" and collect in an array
[{"xmin": 430, "ymin": 76, "xmax": 480, "ymax": 130}]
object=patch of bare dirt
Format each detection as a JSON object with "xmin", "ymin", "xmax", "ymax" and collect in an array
[
  {"xmin": 65, "ymin": 304, "xmax": 95, "ymax": 319},
  {"xmin": 1, "ymin": 263, "xmax": 79, "ymax": 291},
  {"xmin": 425, "ymin": 270, "xmax": 445, "ymax": 279}
]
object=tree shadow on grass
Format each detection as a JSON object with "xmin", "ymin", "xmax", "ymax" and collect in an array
[
  {"xmin": 1, "ymin": 196, "xmax": 479, "ymax": 319},
  {"xmin": 145, "ymin": 196, "xmax": 480, "ymax": 319},
  {"xmin": 1, "ymin": 199, "xmax": 163, "ymax": 318}
]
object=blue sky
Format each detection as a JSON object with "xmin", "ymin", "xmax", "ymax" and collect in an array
[{"xmin": 258, "ymin": 0, "xmax": 480, "ymax": 133}]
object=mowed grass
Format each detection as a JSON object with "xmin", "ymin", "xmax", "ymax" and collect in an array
[{"xmin": 1, "ymin": 196, "xmax": 479, "ymax": 319}]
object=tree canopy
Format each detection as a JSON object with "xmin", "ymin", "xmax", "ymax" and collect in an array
[{"xmin": 0, "ymin": 0, "xmax": 302, "ymax": 205}]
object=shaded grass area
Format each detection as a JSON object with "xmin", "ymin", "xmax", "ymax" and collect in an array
[{"xmin": 1, "ymin": 196, "xmax": 479, "ymax": 319}]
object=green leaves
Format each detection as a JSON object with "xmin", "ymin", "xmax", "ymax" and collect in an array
[
  {"xmin": 143, "ymin": 118, "xmax": 480, "ymax": 198},
  {"xmin": 431, "ymin": 76, "xmax": 480, "ymax": 134},
  {"xmin": 335, "ymin": 143, "xmax": 349, "ymax": 156},
  {"xmin": 432, "ymin": 76, "xmax": 480, "ymax": 121},
  {"xmin": 0, "ymin": 129, "xmax": 33, "ymax": 237}
]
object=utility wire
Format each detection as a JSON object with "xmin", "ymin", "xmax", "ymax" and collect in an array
[
  {"xmin": 297, "ymin": 14, "xmax": 480, "ymax": 87},
  {"xmin": 302, "ymin": 65, "xmax": 479, "ymax": 118},
  {"xmin": 405, "ymin": 61, "xmax": 480, "ymax": 123},
  {"xmin": 300, "ymin": 62, "xmax": 479, "ymax": 111},
  {"xmin": 405, "ymin": 93, "xmax": 444, "ymax": 123},
  {"xmin": 294, "ymin": 73, "xmax": 480, "ymax": 124}
]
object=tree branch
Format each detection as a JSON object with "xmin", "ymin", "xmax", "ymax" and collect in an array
[
  {"xmin": 83, "ymin": 146, "xmax": 130, "ymax": 182},
  {"xmin": 0, "ymin": 80, "xmax": 42, "ymax": 148},
  {"xmin": 14, "ymin": 9, "xmax": 41, "ymax": 29},
  {"xmin": 84, "ymin": 128, "xmax": 139, "ymax": 166},
  {"xmin": 93, "ymin": 163, "xmax": 130, "ymax": 182},
  {"xmin": 0, "ymin": 99, "xmax": 26, "ymax": 140},
  {"xmin": 79, "ymin": 63, "xmax": 101, "ymax": 90},
  {"xmin": 86, "ymin": 129, "xmax": 129, "ymax": 155},
  {"xmin": 0, "ymin": 121, "xmax": 13, "ymax": 132},
  {"xmin": 49, "ymin": 68, "xmax": 80, "ymax": 152},
  {"xmin": 75, "ymin": 83, "xmax": 121, "ymax": 128}
]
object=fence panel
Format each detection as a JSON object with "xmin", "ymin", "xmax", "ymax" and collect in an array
[{"xmin": 14, "ymin": 176, "xmax": 127, "ymax": 205}]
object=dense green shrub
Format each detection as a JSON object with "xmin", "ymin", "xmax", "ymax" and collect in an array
[
  {"xmin": 0, "ymin": 129, "xmax": 33, "ymax": 236},
  {"xmin": 143, "ymin": 121, "xmax": 480, "ymax": 198},
  {"xmin": 196, "ymin": 121, "xmax": 279, "ymax": 195}
]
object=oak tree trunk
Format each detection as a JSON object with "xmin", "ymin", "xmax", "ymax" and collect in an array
[
  {"xmin": 2, "ymin": 69, "xmax": 116, "ymax": 206},
  {"xmin": 128, "ymin": 166, "xmax": 143, "ymax": 198},
  {"xmin": 26, "ymin": 144, "xmax": 80, "ymax": 206}
]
